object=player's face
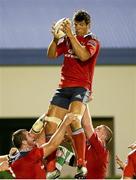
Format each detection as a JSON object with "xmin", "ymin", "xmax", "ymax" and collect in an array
[
  {"xmin": 74, "ymin": 20, "xmax": 89, "ymax": 36},
  {"xmin": 95, "ymin": 125, "xmax": 105, "ymax": 138},
  {"xmin": 25, "ymin": 131, "xmax": 36, "ymax": 147}
]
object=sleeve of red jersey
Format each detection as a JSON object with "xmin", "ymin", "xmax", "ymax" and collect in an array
[
  {"xmin": 89, "ymin": 132, "xmax": 106, "ymax": 155},
  {"xmin": 123, "ymin": 155, "xmax": 134, "ymax": 178},
  {"xmin": 56, "ymin": 39, "xmax": 67, "ymax": 57},
  {"xmin": 85, "ymin": 39, "xmax": 99, "ymax": 57}
]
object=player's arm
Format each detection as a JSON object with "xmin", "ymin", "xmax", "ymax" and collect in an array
[
  {"xmin": 47, "ymin": 38, "xmax": 58, "ymax": 59},
  {"xmin": 0, "ymin": 160, "xmax": 9, "ymax": 172},
  {"xmin": 81, "ymin": 105, "xmax": 94, "ymax": 139},
  {"xmin": 41, "ymin": 113, "xmax": 75, "ymax": 158},
  {"xmin": 62, "ymin": 20, "xmax": 91, "ymax": 61},
  {"xmin": 47, "ymin": 23, "xmax": 60, "ymax": 59},
  {"xmin": 70, "ymin": 36, "xmax": 98, "ymax": 62},
  {"xmin": 0, "ymin": 155, "xmax": 8, "ymax": 163},
  {"xmin": 123, "ymin": 176, "xmax": 133, "ymax": 179},
  {"xmin": 115, "ymin": 155, "xmax": 125, "ymax": 170},
  {"xmin": 0, "ymin": 155, "xmax": 9, "ymax": 172},
  {"xmin": 123, "ymin": 156, "xmax": 134, "ymax": 179},
  {"xmin": 68, "ymin": 36, "xmax": 91, "ymax": 62}
]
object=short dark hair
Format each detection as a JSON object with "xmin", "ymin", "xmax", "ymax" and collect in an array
[
  {"xmin": 12, "ymin": 129, "xmax": 27, "ymax": 149},
  {"xmin": 103, "ymin": 125, "xmax": 113, "ymax": 144},
  {"xmin": 73, "ymin": 10, "xmax": 91, "ymax": 25}
]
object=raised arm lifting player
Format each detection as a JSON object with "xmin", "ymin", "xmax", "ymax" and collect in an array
[
  {"xmin": 50, "ymin": 105, "xmax": 113, "ymax": 179},
  {"xmin": 8, "ymin": 113, "xmax": 74, "ymax": 179},
  {"xmin": 116, "ymin": 141, "xmax": 136, "ymax": 179},
  {"xmin": 45, "ymin": 10, "xmax": 100, "ymax": 178}
]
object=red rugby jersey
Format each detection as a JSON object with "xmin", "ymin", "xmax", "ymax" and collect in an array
[
  {"xmin": 123, "ymin": 149, "xmax": 136, "ymax": 178},
  {"xmin": 56, "ymin": 33, "xmax": 100, "ymax": 91},
  {"xmin": 86, "ymin": 132, "xmax": 109, "ymax": 179},
  {"xmin": 10, "ymin": 147, "xmax": 46, "ymax": 179}
]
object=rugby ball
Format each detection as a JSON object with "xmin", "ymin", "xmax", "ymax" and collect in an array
[{"xmin": 54, "ymin": 18, "xmax": 66, "ymax": 39}]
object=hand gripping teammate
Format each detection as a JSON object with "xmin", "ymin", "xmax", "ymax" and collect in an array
[{"xmin": 8, "ymin": 113, "xmax": 74, "ymax": 179}]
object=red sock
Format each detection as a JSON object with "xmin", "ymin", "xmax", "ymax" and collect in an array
[{"xmin": 72, "ymin": 131, "xmax": 86, "ymax": 167}]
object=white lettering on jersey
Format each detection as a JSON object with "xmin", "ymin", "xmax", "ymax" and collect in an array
[{"xmin": 64, "ymin": 54, "xmax": 79, "ymax": 59}]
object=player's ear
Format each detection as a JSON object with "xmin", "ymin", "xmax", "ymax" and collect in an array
[
  {"xmin": 103, "ymin": 133, "xmax": 107, "ymax": 142},
  {"xmin": 22, "ymin": 140, "xmax": 27, "ymax": 145}
]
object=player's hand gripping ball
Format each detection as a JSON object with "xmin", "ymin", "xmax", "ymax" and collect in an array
[{"xmin": 54, "ymin": 18, "xmax": 66, "ymax": 39}]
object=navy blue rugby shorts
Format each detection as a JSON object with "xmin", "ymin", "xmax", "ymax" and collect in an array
[{"xmin": 50, "ymin": 87, "xmax": 90, "ymax": 109}]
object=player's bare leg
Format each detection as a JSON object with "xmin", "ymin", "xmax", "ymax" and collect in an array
[
  {"xmin": 81, "ymin": 105, "xmax": 93, "ymax": 140},
  {"xmin": 45, "ymin": 105, "xmax": 68, "ymax": 179}
]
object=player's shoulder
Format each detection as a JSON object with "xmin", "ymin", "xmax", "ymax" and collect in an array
[
  {"xmin": 84, "ymin": 33, "xmax": 99, "ymax": 42},
  {"xmin": 84, "ymin": 33, "xmax": 100, "ymax": 48},
  {"xmin": 84, "ymin": 33, "xmax": 100, "ymax": 47},
  {"xmin": 128, "ymin": 149, "xmax": 136, "ymax": 157}
]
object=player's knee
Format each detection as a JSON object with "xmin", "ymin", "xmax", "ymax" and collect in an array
[
  {"xmin": 64, "ymin": 113, "xmax": 82, "ymax": 121},
  {"xmin": 71, "ymin": 122, "xmax": 82, "ymax": 132},
  {"xmin": 64, "ymin": 113, "xmax": 83, "ymax": 132}
]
